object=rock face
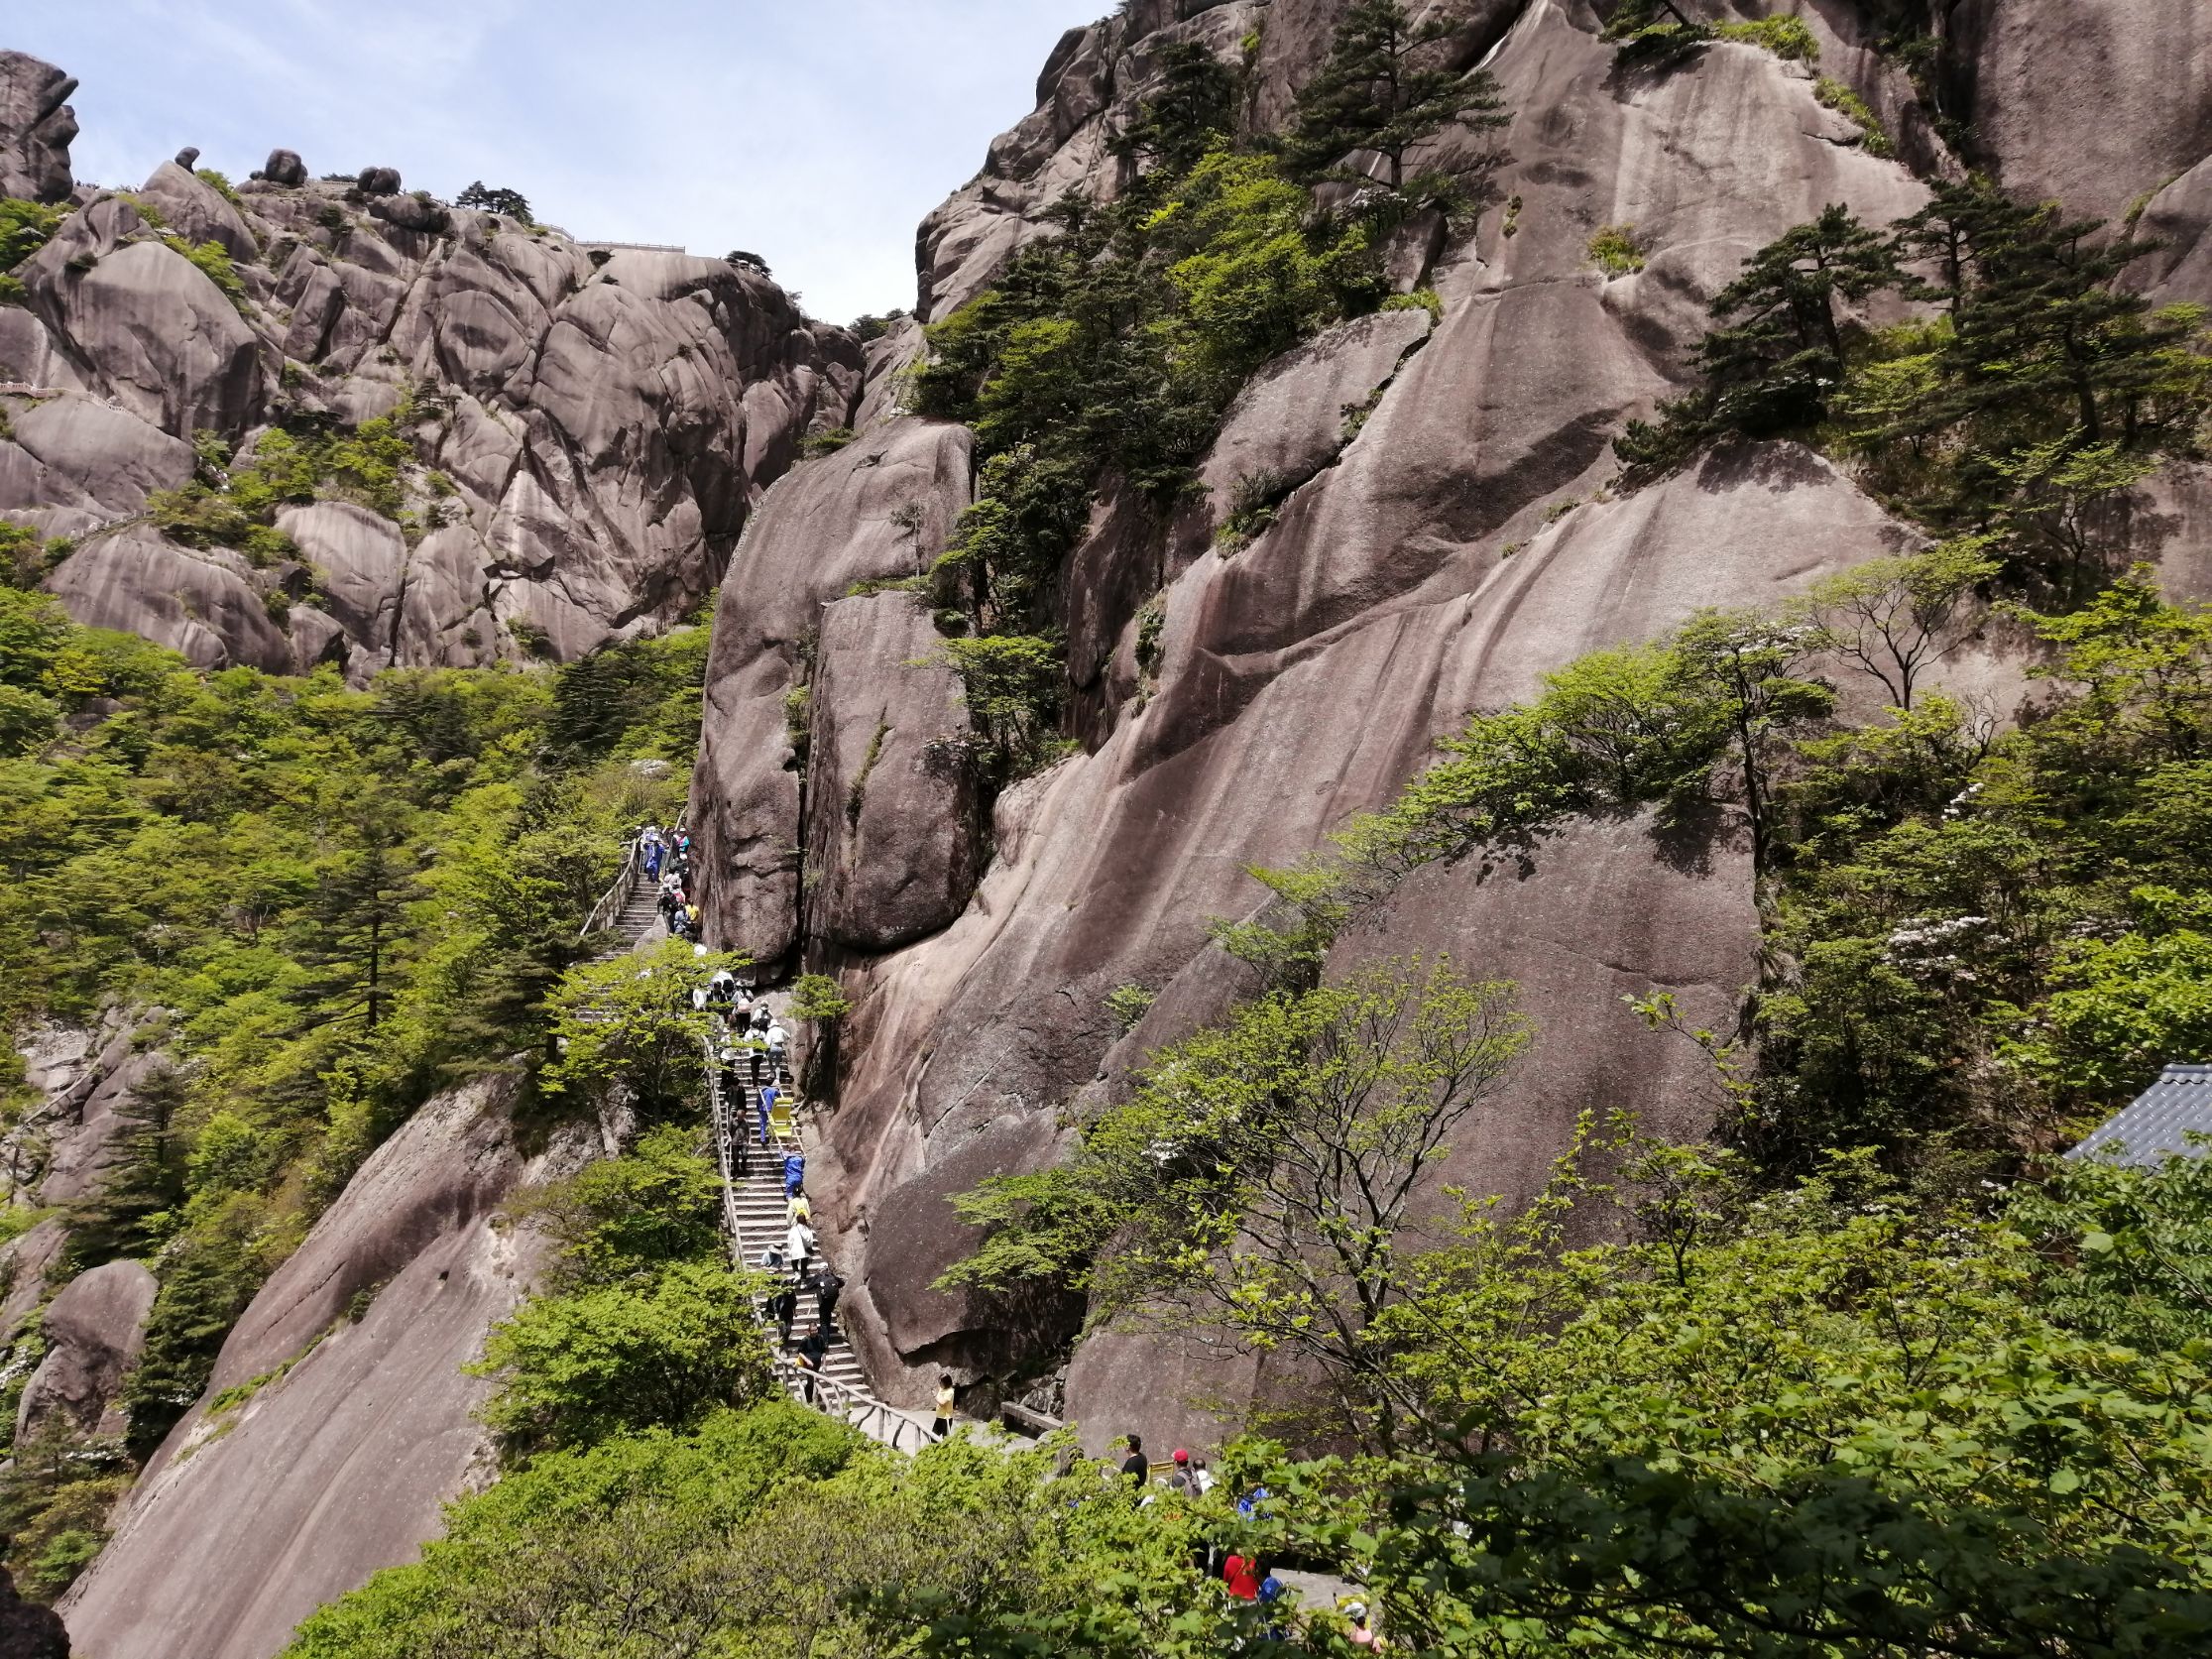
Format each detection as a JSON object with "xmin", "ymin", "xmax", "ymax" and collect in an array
[
  {"xmin": 58, "ymin": 1076, "xmax": 597, "ymax": 1659},
  {"xmin": 0, "ymin": 51, "xmax": 75, "ymax": 203},
  {"xmin": 16, "ymin": 1258, "xmax": 157, "ymax": 1442},
  {"xmin": 0, "ymin": 1567, "xmax": 68, "ymax": 1659},
  {"xmin": 688, "ymin": 0, "xmax": 2212, "ymax": 1458},
  {"xmin": 0, "ymin": 53, "xmax": 862, "ymax": 682}
]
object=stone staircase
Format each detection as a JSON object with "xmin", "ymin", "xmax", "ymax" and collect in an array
[{"xmin": 706, "ymin": 1040, "xmax": 937, "ymax": 1451}]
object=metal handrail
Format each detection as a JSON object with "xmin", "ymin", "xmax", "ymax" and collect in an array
[
  {"xmin": 579, "ymin": 837, "xmax": 643, "ymax": 940},
  {"xmin": 703, "ymin": 1023, "xmax": 939, "ymax": 1452}
]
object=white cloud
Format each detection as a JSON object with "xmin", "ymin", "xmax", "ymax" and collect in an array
[{"xmin": 13, "ymin": 0, "xmax": 1103, "ymax": 321}]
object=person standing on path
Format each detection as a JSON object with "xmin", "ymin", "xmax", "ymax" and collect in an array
[
  {"xmin": 932, "ymin": 1373, "xmax": 957, "ymax": 1438},
  {"xmin": 1119, "ymin": 1434, "xmax": 1148, "ymax": 1487},
  {"xmin": 782, "ymin": 1150, "xmax": 805, "ymax": 1197},
  {"xmin": 813, "ymin": 1266, "xmax": 843, "ymax": 1338},
  {"xmin": 785, "ymin": 1217, "xmax": 817, "ymax": 1275},
  {"xmin": 757, "ymin": 1081, "xmax": 776, "ymax": 1147},
  {"xmin": 771, "ymin": 1279, "xmax": 798, "ymax": 1348}
]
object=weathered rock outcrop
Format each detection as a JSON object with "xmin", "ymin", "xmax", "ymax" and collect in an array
[
  {"xmin": 0, "ymin": 51, "xmax": 74, "ymax": 203},
  {"xmin": 58, "ymin": 1076, "xmax": 598, "ymax": 1659},
  {"xmin": 0, "ymin": 1567, "xmax": 68, "ymax": 1659},
  {"xmin": 16, "ymin": 1258, "xmax": 157, "ymax": 1442},
  {"xmin": 0, "ymin": 52, "xmax": 863, "ymax": 681},
  {"xmin": 690, "ymin": 0, "xmax": 2205, "ymax": 1456}
]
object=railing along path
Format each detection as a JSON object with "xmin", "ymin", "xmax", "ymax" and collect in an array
[{"xmin": 704, "ymin": 1027, "xmax": 938, "ymax": 1453}]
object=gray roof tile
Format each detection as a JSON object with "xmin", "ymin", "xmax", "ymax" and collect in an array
[{"xmin": 2065, "ymin": 1065, "xmax": 2212, "ymax": 1167}]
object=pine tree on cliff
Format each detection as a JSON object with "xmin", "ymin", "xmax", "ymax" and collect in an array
[
  {"xmin": 1109, "ymin": 41, "xmax": 1237, "ymax": 178},
  {"xmin": 1696, "ymin": 203, "xmax": 1896, "ymax": 433},
  {"xmin": 1286, "ymin": 0, "xmax": 1508, "ymax": 191}
]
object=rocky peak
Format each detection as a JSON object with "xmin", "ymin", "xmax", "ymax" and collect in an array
[
  {"xmin": 0, "ymin": 51, "xmax": 75, "ymax": 203},
  {"xmin": 1, "ymin": 61, "xmax": 865, "ymax": 682}
]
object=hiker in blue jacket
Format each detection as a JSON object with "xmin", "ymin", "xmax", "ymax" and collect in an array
[
  {"xmin": 783, "ymin": 1150, "xmax": 805, "ymax": 1197},
  {"xmin": 757, "ymin": 1080, "xmax": 777, "ymax": 1147}
]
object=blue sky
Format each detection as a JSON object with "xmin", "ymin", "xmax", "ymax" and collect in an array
[{"xmin": 13, "ymin": 0, "xmax": 1106, "ymax": 323}]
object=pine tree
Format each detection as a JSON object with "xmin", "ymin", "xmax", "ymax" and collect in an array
[
  {"xmin": 301, "ymin": 828, "xmax": 417, "ymax": 1032},
  {"xmin": 1109, "ymin": 42, "xmax": 1237, "ymax": 180},
  {"xmin": 1697, "ymin": 204, "xmax": 1896, "ymax": 433},
  {"xmin": 1288, "ymin": 0, "xmax": 1509, "ymax": 191},
  {"xmin": 66, "ymin": 1063, "xmax": 187, "ymax": 1264}
]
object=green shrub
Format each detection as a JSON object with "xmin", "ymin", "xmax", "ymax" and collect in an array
[
  {"xmin": 789, "ymin": 973, "xmax": 854, "ymax": 1023},
  {"xmin": 1814, "ymin": 75, "xmax": 1894, "ymax": 157},
  {"xmin": 1712, "ymin": 16, "xmax": 1819, "ymax": 60},
  {"xmin": 1586, "ymin": 223, "xmax": 1646, "ymax": 276},
  {"xmin": 0, "ymin": 197, "xmax": 66, "ymax": 274},
  {"xmin": 165, "ymin": 236, "xmax": 248, "ymax": 314},
  {"xmin": 1105, "ymin": 983, "xmax": 1156, "ymax": 1033},
  {"xmin": 194, "ymin": 168, "xmax": 242, "ymax": 206},
  {"xmin": 469, "ymin": 1257, "xmax": 771, "ymax": 1454},
  {"xmin": 801, "ymin": 426, "xmax": 856, "ymax": 457}
]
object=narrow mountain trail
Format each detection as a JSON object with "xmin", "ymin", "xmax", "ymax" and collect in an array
[{"xmin": 585, "ymin": 836, "xmax": 937, "ymax": 1449}]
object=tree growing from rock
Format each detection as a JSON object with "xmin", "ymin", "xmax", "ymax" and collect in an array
[
  {"xmin": 455, "ymin": 181, "xmax": 531, "ymax": 222},
  {"xmin": 1696, "ymin": 203, "xmax": 1897, "ymax": 434},
  {"xmin": 1287, "ymin": 0, "xmax": 1508, "ymax": 191},
  {"xmin": 1808, "ymin": 535, "xmax": 2002, "ymax": 710},
  {"xmin": 943, "ymin": 956, "xmax": 1530, "ymax": 1450}
]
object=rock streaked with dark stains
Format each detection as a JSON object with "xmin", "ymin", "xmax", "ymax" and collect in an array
[
  {"xmin": 0, "ymin": 51, "xmax": 76, "ymax": 203},
  {"xmin": 803, "ymin": 591, "xmax": 985, "ymax": 954},
  {"xmin": 258, "ymin": 148, "xmax": 306, "ymax": 187},
  {"xmin": 58, "ymin": 1076, "xmax": 598, "ymax": 1659},
  {"xmin": 692, "ymin": 400, "xmax": 975, "ymax": 969},
  {"xmin": 16, "ymin": 1258, "xmax": 158, "ymax": 1442}
]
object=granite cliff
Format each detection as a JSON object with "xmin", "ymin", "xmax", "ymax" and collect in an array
[
  {"xmin": 0, "ymin": 60, "xmax": 859, "ymax": 681},
  {"xmin": 4, "ymin": 1, "xmax": 2211, "ymax": 1652},
  {"xmin": 689, "ymin": 0, "xmax": 2212, "ymax": 1451}
]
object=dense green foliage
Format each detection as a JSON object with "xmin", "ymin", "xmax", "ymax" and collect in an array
[
  {"xmin": 147, "ymin": 413, "xmax": 421, "ymax": 564},
  {"xmin": 469, "ymin": 1125, "xmax": 770, "ymax": 1454},
  {"xmin": 0, "ymin": 587, "xmax": 701, "ymax": 1594},
  {"xmin": 1620, "ymin": 184, "xmax": 2211, "ymax": 603},
  {"xmin": 910, "ymin": 20, "xmax": 1499, "ymax": 782},
  {"xmin": 0, "ymin": 196, "xmax": 66, "ymax": 303}
]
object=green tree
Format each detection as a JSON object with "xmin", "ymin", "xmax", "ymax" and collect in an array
[
  {"xmin": 1697, "ymin": 204, "xmax": 1896, "ymax": 434},
  {"xmin": 1287, "ymin": 0, "xmax": 1509, "ymax": 191},
  {"xmin": 1808, "ymin": 536, "xmax": 2002, "ymax": 709},
  {"xmin": 1108, "ymin": 41, "xmax": 1237, "ymax": 179},
  {"xmin": 945, "ymin": 956, "xmax": 1529, "ymax": 1450},
  {"xmin": 469, "ymin": 1257, "xmax": 772, "ymax": 1454},
  {"xmin": 454, "ymin": 181, "xmax": 531, "ymax": 222},
  {"xmin": 542, "ymin": 940, "xmax": 743, "ymax": 1122}
]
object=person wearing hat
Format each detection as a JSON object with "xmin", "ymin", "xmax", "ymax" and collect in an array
[
  {"xmin": 1166, "ymin": 1447, "xmax": 1195, "ymax": 1495},
  {"xmin": 1341, "ymin": 1600, "xmax": 1387, "ymax": 1649}
]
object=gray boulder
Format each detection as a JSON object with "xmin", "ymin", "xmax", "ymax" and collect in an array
[
  {"xmin": 0, "ymin": 1567, "xmax": 67, "ymax": 1659},
  {"xmin": 356, "ymin": 166, "xmax": 401, "ymax": 196},
  {"xmin": 135, "ymin": 160, "xmax": 259, "ymax": 261},
  {"xmin": 368, "ymin": 191, "xmax": 450, "ymax": 236},
  {"xmin": 58, "ymin": 1077, "xmax": 598, "ymax": 1659},
  {"xmin": 173, "ymin": 147, "xmax": 198, "ymax": 170},
  {"xmin": 19, "ymin": 198, "xmax": 264, "ymax": 439},
  {"xmin": 0, "ymin": 51, "xmax": 76, "ymax": 203},
  {"xmin": 17, "ymin": 1258, "xmax": 158, "ymax": 1442},
  {"xmin": 259, "ymin": 148, "xmax": 305, "ymax": 187}
]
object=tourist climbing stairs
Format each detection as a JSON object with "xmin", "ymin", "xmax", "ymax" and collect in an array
[{"xmin": 706, "ymin": 1039, "xmax": 937, "ymax": 1452}]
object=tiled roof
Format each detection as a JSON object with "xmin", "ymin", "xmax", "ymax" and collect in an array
[{"xmin": 2065, "ymin": 1065, "xmax": 2212, "ymax": 1167}]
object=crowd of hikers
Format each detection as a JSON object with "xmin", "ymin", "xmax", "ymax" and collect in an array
[
  {"xmin": 643, "ymin": 833, "xmax": 1385, "ymax": 1644},
  {"xmin": 640, "ymin": 822, "xmax": 703, "ymax": 941},
  {"xmin": 687, "ymin": 960, "xmax": 845, "ymax": 1407}
]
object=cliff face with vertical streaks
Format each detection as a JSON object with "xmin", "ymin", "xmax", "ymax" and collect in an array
[{"xmin": 685, "ymin": 0, "xmax": 2212, "ymax": 1453}]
